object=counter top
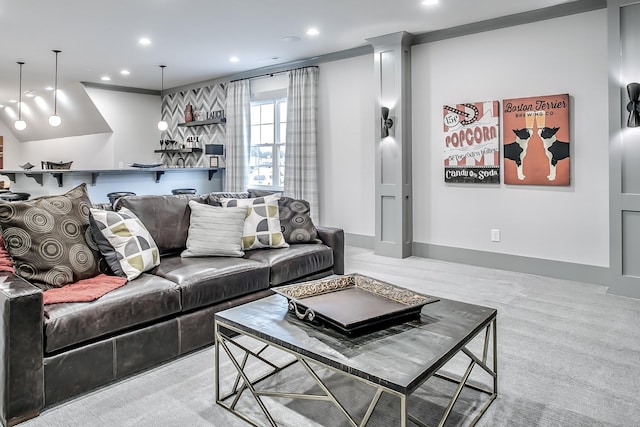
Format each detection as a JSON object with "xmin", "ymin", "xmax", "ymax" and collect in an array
[{"xmin": 0, "ymin": 167, "xmax": 223, "ymax": 187}]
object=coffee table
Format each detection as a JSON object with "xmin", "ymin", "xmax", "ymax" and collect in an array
[{"xmin": 215, "ymin": 292, "xmax": 497, "ymax": 426}]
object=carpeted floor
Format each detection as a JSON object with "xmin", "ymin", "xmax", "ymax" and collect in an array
[{"xmin": 20, "ymin": 246, "xmax": 640, "ymax": 426}]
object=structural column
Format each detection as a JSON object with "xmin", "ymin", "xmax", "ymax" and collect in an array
[{"xmin": 367, "ymin": 32, "xmax": 413, "ymax": 258}]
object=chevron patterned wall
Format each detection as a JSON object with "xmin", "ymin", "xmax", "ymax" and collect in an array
[{"xmin": 159, "ymin": 83, "xmax": 227, "ymax": 168}]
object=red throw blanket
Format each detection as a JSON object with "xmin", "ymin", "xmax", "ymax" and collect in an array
[
  {"xmin": 1, "ymin": 235, "xmax": 127, "ymax": 304},
  {"xmin": 42, "ymin": 274, "xmax": 128, "ymax": 305}
]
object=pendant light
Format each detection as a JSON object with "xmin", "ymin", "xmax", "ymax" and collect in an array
[
  {"xmin": 48, "ymin": 50, "xmax": 62, "ymax": 127},
  {"xmin": 14, "ymin": 62, "xmax": 26, "ymax": 131},
  {"xmin": 157, "ymin": 65, "xmax": 168, "ymax": 131}
]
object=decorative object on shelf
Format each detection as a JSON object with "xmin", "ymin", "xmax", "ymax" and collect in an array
[
  {"xmin": 205, "ymin": 144, "xmax": 224, "ymax": 155},
  {"xmin": 157, "ymin": 65, "xmax": 168, "ymax": 131},
  {"xmin": 185, "ymin": 136, "xmax": 200, "ymax": 149},
  {"xmin": 184, "ymin": 104, "xmax": 194, "ymax": 123},
  {"xmin": 49, "ymin": 50, "xmax": 62, "ymax": 127},
  {"xmin": 626, "ymin": 82, "xmax": 640, "ymax": 128},
  {"xmin": 42, "ymin": 160, "xmax": 73, "ymax": 170},
  {"xmin": 130, "ymin": 162, "xmax": 162, "ymax": 168},
  {"xmin": 381, "ymin": 106, "xmax": 393, "ymax": 138},
  {"xmin": 212, "ymin": 109, "xmax": 225, "ymax": 120},
  {"xmin": 194, "ymin": 110, "xmax": 205, "ymax": 121},
  {"xmin": 14, "ymin": 62, "xmax": 26, "ymax": 131},
  {"xmin": 19, "ymin": 162, "xmax": 35, "ymax": 170},
  {"xmin": 209, "ymin": 156, "xmax": 219, "ymax": 167}
]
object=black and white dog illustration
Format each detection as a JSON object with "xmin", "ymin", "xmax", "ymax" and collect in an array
[
  {"xmin": 504, "ymin": 128, "xmax": 533, "ymax": 180},
  {"xmin": 537, "ymin": 126, "xmax": 570, "ymax": 181}
]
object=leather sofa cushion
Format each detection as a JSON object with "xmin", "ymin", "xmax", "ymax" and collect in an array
[
  {"xmin": 114, "ymin": 194, "xmax": 204, "ymax": 256},
  {"xmin": 243, "ymin": 243, "xmax": 333, "ymax": 286},
  {"xmin": 153, "ymin": 256, "xmax": 270, "ymax": 312},
  {"xmin": 44, "ymin": 274, "xmax": 181, "ymax": 353}
]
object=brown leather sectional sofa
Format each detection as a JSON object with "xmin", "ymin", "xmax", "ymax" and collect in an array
[{"xmin": 0, "ymin": 192, "xmax": 344, "ymax": 426}]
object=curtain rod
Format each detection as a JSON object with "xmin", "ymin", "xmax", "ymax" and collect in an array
[{"xmin": 230, "ymin": 65, "xmax": 318, "ymax": 83}]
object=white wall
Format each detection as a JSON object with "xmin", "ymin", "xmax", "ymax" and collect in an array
[
  {"xmin": 318, "ymin": 55, "xmax": 376, "ymax": 233},
  {"xmin": 85, "ymin": 87, "xmax": 162, "ymax": 167},
  {"xmin": 316, "ymin": 10, "xmax": 609, "ymax": 268},
  {"xmin": 411, "ymin": 10, "xmax": 609, "ymax": 267}
]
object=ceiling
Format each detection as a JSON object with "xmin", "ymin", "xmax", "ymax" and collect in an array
[{"xmin": 0, "ymin": 0, "xmax": 574, "ymax": 106}]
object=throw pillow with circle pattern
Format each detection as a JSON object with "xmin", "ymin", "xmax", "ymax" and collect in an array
[
  {"xmin": 89, "ymin": 207, "xmax": 160, "ymax": 280},
  {"xmin": 220, "ymin": 194, "xmax": 289, "ymax": 250},
  {"xmin": 0, "ymin": 183, "xmax": 102, "ymax": 289},
  {"xmin": 278, "ymin": 197, "xmax": 318, "ymax": 244}
]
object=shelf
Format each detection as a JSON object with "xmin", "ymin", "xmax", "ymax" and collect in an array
[
  {"xmin": 154, "ymin": 148, "xmax": 203, "ymax": 154},
  {"xmin": 177, "ymin": 118, "xmax": 226, "ymax": 127},
  {"xmin": 1, "ymin": 167, "xmax": 222, "ymax": 187}
]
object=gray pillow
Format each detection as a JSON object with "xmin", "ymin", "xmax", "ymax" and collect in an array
[
  {"xmin": 181, "ymin": 201, "xmax": 248, "ymax": 257},
  {"xmin": 278, "ymin": 197, "xmax": 318, "ymax": 244}
]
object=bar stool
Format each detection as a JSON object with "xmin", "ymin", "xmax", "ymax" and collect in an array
[
  {"xmin": 0, "ymin": 192, "xmax": 30, "ymax": 202},
  {"xmin": 171, "ymin": 188, "xmax": 197, "ymax": 195},
  {"xmin": 107, "ymin": 191, "xmax": 136, "ymax": 205}
]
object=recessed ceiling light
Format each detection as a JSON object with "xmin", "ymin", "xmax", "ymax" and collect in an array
[
  {"xmin": 230, "ymin": 56, "xmax": 239, "ymax": 63},
  {"xmin": 45, "ymin": 86, "xmax": 54, "ymax": 91},
  {"xmin": 282, "ymin": 36, "xmax": 301, "ymax": 43},
  {"xmin": 422, "ymin": 0, "xmax": 438, "ymax": 5},
  {"xmin": 139, "ymin": 37, "xmax": 151, "ymax": 45},
  {"xmin": 306, "ymin": 28, "xmax": 319, "ymax": 36},
  {"xmin": 25, "ymin": 90, "xmax": 36, "ymax": 97},
  {"xmin": 0, "ymin": 105, "xmax": 4, "ymax": 108},
  {"xmin": 121, "ymin": 69, "xmax": 130, "ymax": 75},
  {"xmin": 9, "ymin": 99, "xmax": 17, "ymax": 103},
  {"xmin": 101, "ymin": 76, "xmax": 111, "ymax": 81}
]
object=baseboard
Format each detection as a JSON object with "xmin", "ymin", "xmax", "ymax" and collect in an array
[
  {"xmin": 345, "ymin": 233, "xmax": 375, "ymax": 249},
  {"xmin": 344, "ymin": 233, "xmax": 634, "ymax": 297}
]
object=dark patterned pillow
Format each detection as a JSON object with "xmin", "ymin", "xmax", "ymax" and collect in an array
[
  {"xmin": 278, "ymin": 197, "xmax": 318, "ymax": 244},
  {"xmin": 0, "ymin": 183, "xmax": 102, "ymax": 289},
  {"xmin": 204, "ymin": 191, "xmax": 250, "ymax": 206}
]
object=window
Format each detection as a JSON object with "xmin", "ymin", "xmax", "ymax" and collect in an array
[{"xmin": 250, "ymin": 99, "xmax": 286, "ymax": 189}]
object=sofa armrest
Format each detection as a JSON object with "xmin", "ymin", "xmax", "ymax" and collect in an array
[
  {"xmin": 0, "ymin": 273, "xmax": 44, "ymax": 426},
  {"xmin": 316, "ymin": 226, "xmax": 344, "ymax": 275}
]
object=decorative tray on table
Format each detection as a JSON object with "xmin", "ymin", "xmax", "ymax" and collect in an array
[{"xmin": 273, "ymin": 274, "xmax": 439, "ymax": 335}]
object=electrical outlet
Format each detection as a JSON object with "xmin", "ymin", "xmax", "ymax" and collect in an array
[{"xmin": 491, "ymin": 229, "xmax": 501, "ymax": 242}]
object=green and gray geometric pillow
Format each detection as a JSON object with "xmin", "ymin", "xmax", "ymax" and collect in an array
[
  {"xmin": 89, "ymin": 207, "xmax": 160, "ymax": 280},
  {"xmin": 221, "ymin": 194, "xmax": 289, "ymax": 251}
]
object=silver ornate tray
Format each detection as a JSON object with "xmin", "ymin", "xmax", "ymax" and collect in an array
[{"xmin": 273, "ymin": 274, "xmax": 439, "ymax": 334}]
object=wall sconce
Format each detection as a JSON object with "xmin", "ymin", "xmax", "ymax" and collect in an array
[
  {"xmin": 157, "ymin": 65, "xmax": 168, "ymax": 131},
  {"xmin": 48, "ymin": 50, "xmax": 62, "ymax": 127},
  {"xmin": 381, "ymin": 106, "xmax": 394, "ymax": 138},
  {"xmin": 627, "ymin": 83, "xmax": 640, "ymax": 127}
]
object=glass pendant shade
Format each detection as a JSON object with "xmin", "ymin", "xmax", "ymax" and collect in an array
[
  {"xmin": 157, "ymin": 120, "xmax": 168, "ymax": 131},
  {"xmin": 14, "ymin": 120, "xmax": 26, "ymax": 131},
  {"xmin": 49, "ymin": 114, "xmax": 61, "ymax": 127}
]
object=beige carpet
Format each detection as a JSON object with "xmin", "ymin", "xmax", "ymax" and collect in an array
[{"xmin": 20, "ymin": 246, "xmax": 640, "ymax": 426}]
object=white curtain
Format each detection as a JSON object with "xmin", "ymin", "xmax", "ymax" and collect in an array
[
  {"xmin": 224, "ymin": 80, "xmax": 251, "ymax": 192},
  {"xmin": 284, "ymin": 67, "xmax": 319, "ymax": 222}
]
